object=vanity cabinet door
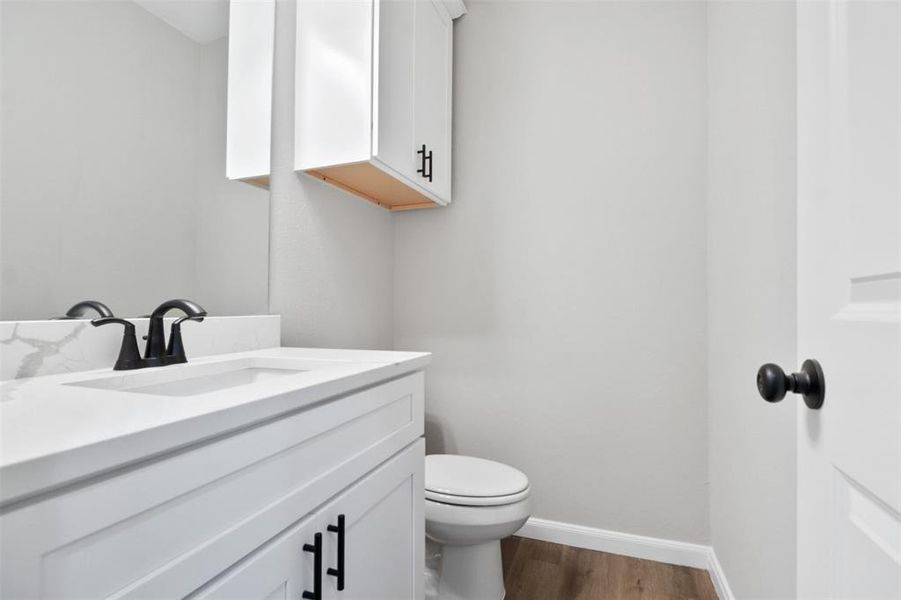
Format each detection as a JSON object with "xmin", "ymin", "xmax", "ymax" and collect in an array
[
  {"xmin": 323, "ymin": 439, "xmax": 424, "ymax": 600},
  {"xmin": 188, "ymin": 515, "xmax": 318, "ymax": 600}
]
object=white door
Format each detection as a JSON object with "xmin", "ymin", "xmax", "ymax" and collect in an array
[
  {"xmin": 413, "ymin": 0, "xmax": 453, "ymax": 202},
  {"xmin": 797, "ymin": 0, "xmax": 901, "ymax": 597}
]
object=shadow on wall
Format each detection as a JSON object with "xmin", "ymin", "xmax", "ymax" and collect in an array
[{"xmin": 425, "ymin": 414, "xmax": 457, "ymax": 455}]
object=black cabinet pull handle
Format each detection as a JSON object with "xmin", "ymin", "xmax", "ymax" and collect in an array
[
  {"xmin": 327, "ymin": 515, "xmax": 346, "ymax": 590},
  {"xmin": 303, "ymin": 532, "xmax": 322, "ymax": 600},
  {"xmin": 757, "ymin": 359, "xmax": 825, "ymax": 409},
  {"xmin": 416, "ymin": 144, "xmax": 433, "ymax": 182},
  {"xmin": 416, "ymin": 144, "xmax": 427, "ymax": 177}
]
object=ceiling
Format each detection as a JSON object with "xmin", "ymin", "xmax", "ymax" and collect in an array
[{"xmin": 134, "ymin": 0, "xmax": 228, "ymax": 45}]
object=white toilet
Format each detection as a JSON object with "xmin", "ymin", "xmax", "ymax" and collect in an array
[{"xmin": 425, "ymin": 454, "xmax": 532, "ymax": 600}]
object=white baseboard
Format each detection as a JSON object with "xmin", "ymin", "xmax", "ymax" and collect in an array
[
  {"xmin": 706, "ymin": 548, "xmax": 735, "ymax": 600},
  {"xmin": 516, "ymin": 517, "xmax": 734, "ymax": 600},
  {"xmin": 517, "ymin": 517, "xmax": 710, "ymax": 568}
]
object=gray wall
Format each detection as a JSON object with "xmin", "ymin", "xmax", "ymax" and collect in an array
[
  {"xmin": 394, "ymin": 0, "xmax": 709, "ymax": 544},
  {"xmin": 707, "ymin": 2, "xmax": 797, "ymax": 597},
  {"xmin": 0, "ymin": 1, "xmax": 269, "ymax": 320},
  {"xmin": 267, "ymin": 0, "xmax": 395, "ymax": 350}
]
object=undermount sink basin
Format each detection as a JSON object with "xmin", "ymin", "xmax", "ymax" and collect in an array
[
  {"xmin": 65, "ymin": 356, "xmax": 342, "ymax": 397},
  {"xmin": 102, "ymin": 367, "xmax": 304, "ymax": 397}
]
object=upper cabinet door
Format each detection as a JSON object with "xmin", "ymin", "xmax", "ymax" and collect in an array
[
  {"xmin": 226, "ymin": 0, "xmax": 275, "ymax": 189},
  {"xmin": 371, "ymin": 0, "xmax": 416, "ymax": 183},
  {"xmin": 413, "ymin": 0, "xmax": 453, "ymax": 203}
]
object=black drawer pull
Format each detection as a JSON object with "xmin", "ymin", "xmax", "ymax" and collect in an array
[
  {"xmin": 327, "ymin": 514, "xmax": 346, "ymax": 590},
  {"xmin": 303, "ymin": 532, "xmax": 322, "ymax": 600}
]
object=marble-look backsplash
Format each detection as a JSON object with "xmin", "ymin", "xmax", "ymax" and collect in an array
[{"xmin": 0, "ymin": 315, "xmax": 281, "ymax": 381}]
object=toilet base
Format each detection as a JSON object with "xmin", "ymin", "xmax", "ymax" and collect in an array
[{"xmin": 436, "ymin": 540, "xmax": 505, "ymax": 600}]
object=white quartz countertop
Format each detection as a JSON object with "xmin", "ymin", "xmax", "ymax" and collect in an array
[{"xmin": 0, "ymin": 347, "xmax": 430, "ymax": 508}]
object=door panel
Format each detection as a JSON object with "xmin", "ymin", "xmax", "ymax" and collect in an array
[
  {"xmin": 797, "ymin": 0, "xmax": 901, "ymax": 596},
  {"xmin": 834, "ymin": 473, "xmax": 901, "ymax": 599},
  {"xmin": 413, "ymin": 0, "xmax": 452, "ymax": 202}
]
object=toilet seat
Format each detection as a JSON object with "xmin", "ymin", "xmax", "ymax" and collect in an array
[
  {"xmin": 425, "ymin": 454, "xmax": 530, "ymax": 507},
  {"xmin": 425, "ymin": 486, "xmax": 531, "ymax": 507}
]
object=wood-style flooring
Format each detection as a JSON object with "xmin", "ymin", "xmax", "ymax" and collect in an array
[{"xmin": 501, "ymin": 537, "xmax": 718, "ymax": 600}]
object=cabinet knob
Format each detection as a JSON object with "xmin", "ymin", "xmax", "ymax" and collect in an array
[{"xmin": 302, "ymin": 532, "xmax": 322, "ymax": 600}]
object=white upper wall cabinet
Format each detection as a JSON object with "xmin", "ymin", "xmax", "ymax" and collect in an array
[
  {"xmin": 295, "ymin": 0, "xmax": 466, "ymax": 211},
  {"xmin": 226, "ymin": 0, "xmax": 275, "ymax": 189}
]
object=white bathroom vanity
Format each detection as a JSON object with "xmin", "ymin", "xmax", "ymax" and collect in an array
[{"xmin": 0, "ymin": 347, "xmax": 429, "ymax": 599}]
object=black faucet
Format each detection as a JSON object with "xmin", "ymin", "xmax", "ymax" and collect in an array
[
  {"xmin": 92, "ymin": 299, "xmax": 207, "ymax": 370},
  {"xmin": 57, "ymin": 300, "xmax": 114, "ymax": 320},
  {"xmin": 144, "ymin": 299, "xmax": 207, "ymax": 365}
]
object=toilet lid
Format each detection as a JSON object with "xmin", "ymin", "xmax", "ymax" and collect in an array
[{"xmin": 425, "ymin": 455, "xmax": 529, "ymax": 503}]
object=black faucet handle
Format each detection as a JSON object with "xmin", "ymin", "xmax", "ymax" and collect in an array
[
  {"xmin": 91, "ymin": 317, "xmax": 135, "ymax": 332},
  {"xmin": 91, "ymin": 318, "xmax": 144, "ymax": 370},
  {"xmin": 166, "ymin": 315, "xmax": 205, "ymax": 364},
  {"xmin": 172, "ymin": 315, "xmax": 205, "ymax": 327}
]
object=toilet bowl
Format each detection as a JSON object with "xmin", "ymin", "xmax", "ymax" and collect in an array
[{"xmin": 425, "ymin": 455, "xmax": 532, "ymax": 600}]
